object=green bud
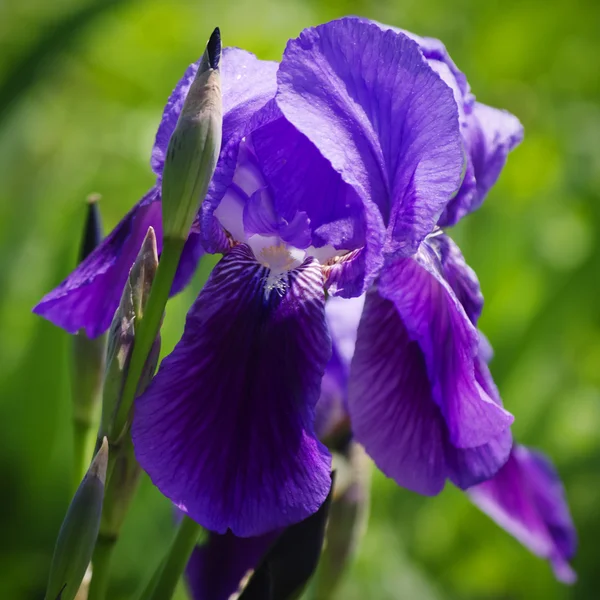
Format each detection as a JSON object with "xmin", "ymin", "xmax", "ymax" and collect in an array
[
  {"xmin": 45, "ymin": 439, "xmax": 108, "ymax": 600},
  {"xmin": 161, "ymin": 27, "xmax": 223, "ymax": 241},
  {"xmin": 101, "ymin": 227, "xmax": 159, "ymax": 442}
]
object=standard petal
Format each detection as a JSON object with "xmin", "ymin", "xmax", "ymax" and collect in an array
[
  {"xmin": 468, "ymin": 445, "xmax": 577, "ymax": 583},
  {"xmin": 33, "ymin": 188, "xmax": 161, "ymax": 338},
  {"xmin": 440, "ymin": 101, "xmax": 524, "ymax": 225},
  {"xmin": 186, "ymin": 530, "xmax": 278, "ymax": 600},
  {"xmin": 276, "ymin": 18, "xmax": 464, "ymax": 258},
  {"xmin": 348, "ymin": 288, "xmax": 449, "ymax": 495},
  {"xmin": 378, "ymin": 247, "xmax": 513, "ymax": 449},
  {"xmin": 133, "ymin": 245, "xmax": 332, "ymax": 536}
]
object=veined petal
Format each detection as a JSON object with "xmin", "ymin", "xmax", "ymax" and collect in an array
[
  {"xmin": 428, "ymin": 232, "xmax": 484, "ymax": 325},
  {"xmin": 133, "ymin": 245, "xmax": 332, "ymax": 536},
  {"xmin": 276, "ymin": 17, "xmax": 464, "ymax": 258},
  {"xmin": 33, "ymin": 188, "xmax": 161, "ymax": 338},
  {"xmin": 348, "ymin": 288, "xmax": 449, "ymax": 495},
  {"xmin": 468, "ymin": 445, "xmax": 577, "ymax": 583},
  {"xmin": 378, "ymin": 246, "xmax": 513, "ymax": 448},
  {"xmin": 186, "ymin": 530, "xmax": 278, "ymax": 600}
]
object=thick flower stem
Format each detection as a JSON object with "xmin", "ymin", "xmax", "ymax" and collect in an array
[
  {"xmin": 87, "ymin": 533, "xmax": 116, "ymax": 600},
  {"xmin": 110, "ymin": 236, "xmax": 185, "ymax": 449},
  {"xmin": 141, "ymin": 515, "xmax": 204, "ymax": 600}
]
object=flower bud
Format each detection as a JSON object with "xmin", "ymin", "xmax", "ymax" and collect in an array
[
  {"xmin": 45, "ymin": 439, "xmax": 108, "ymax": 600},
  {"xmin": 101, "ymin": 227, "xmax": 159, "ymax": 442},
  {"xmin": 161, "ymin": 27, "xmax": 223, "ymax": 241},
  {"xmin": 72, "ymin": 195, "xmax": 107, "ymax": 485}
]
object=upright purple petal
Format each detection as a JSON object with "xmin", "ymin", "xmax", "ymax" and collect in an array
[
  {"xmin": 276, "ymin": 18, "xmax": 464, "ymax": 259},
  {"xmin": 468, "ymin": 445, "xmax": 577, "ymax": 583},
  {"xmin": 348, "ymin": 288, "xmax": 511, "ymax": 495},
  {"xmin": 440, "ymin": 101, "xmax": 523, "ymax": 226},
  {"xmin": 186, "ymin": 530, "xmax": 278, "ymax": 600},
  {"xmin": 33, "ymin": 188, "xmax": 161, "ymax": 338},
  {"xmin": 378, "ymin": 246, "xmax": 513, "ymax": 448},
  {"xmin": 133, "ymin": 245, "xmax": 332, "ymax": 536}
]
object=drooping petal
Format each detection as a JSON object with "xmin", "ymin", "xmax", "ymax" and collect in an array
[
  {"xmin": 276, "ymin": 17, "xmax": 464, "ymax": 258},
  {"xmin": 468, "ymin": 445, "xmax": 577, "ymax": 583},
  {"xmin": 348, "ymin": 287, "xmax": 512, "ymax": 495},
  {"xmin": 427, "ymin": 232, "xmax": 484, "ymax": 325},
  {"xmin": 133, "ymin": 244, "xmax": 332, "ymax": 536},
  {"xmin": 348, "ymin": 288, "xmax": 449, "ymax": 495},
  {"xmin": 33, "ymin": 188, "xmax": 161, "ymax": 338},
  {"xmin": 186, "ymin": 530, "xmax": 278, "ymax": 600},
  {"xmin": 378, "ymin": 245, "xmax": 513, "ymax": 448}
]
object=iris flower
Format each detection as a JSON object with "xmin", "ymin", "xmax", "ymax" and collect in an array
[{"xmin": 34, "ymin": 18, "xmax": 523, "ymax": 536}]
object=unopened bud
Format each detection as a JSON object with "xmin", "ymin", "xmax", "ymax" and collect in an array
[
  {"xmin": 129, "ymin": 226, "xmax": 158, "ymax": 321},
  {"xmin": 45, "ymin": 439, "xmax": 108, "ymax": 600},
  {"xmin": 101, "ymin": 227, "xmax": 160, "ymax": 442},
  {"xmin": 72, "ymin": 196, "xmax": 106, "ymax": 485},
  {"xmin": 161, "ymin": 27, "xmax": 223, "ymax": 241}
]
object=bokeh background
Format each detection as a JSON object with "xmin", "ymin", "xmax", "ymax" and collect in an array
[{"xmin": 1, "ymin": 0, "xmax": 599, "ymax": 598}]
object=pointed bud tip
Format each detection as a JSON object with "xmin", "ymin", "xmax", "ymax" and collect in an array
[
  {"xmin": 141, "ymin": 226, "xmax": 158, "ymax": 255},
  {"xmin": 88, "ymin": 437, "xmax": 108, "ymax": 485},
  {"xmin": 80, "ymin": 195, "xmax": 103, "ymax": 262},
  {"xmin": 207, "ymin": 27, "xmax": 221, "ymax": 69},
  {"xmin": 86, "ymin": 192, "xmax": 101, "ymax": 205}
]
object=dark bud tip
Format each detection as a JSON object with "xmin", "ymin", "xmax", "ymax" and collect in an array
[
  {"xmin": 206, "ymin": 27, "xmax": 221, "ymax": 70},
  {"xmin": 80, "ymin": 194, "xmax": 103, "ymax": 263}
]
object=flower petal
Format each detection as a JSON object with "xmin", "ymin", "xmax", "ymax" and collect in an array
[
  {"xmin": 468, "ymin": 445, "xmax": 577, "ymax": 583},
  {"xmin": 378, "ymin": 245, "xmax": 513, "ymax": 448},
  {"xmin": 133, "ymin": 244, "xmax": 332, "ymax": 536},
  {"xmin": 276, "ymin": 18, "xmax": 464, "ymax": 258},
  {"xmin": 440, "ymin": 101, "xmax": 523, "ymax": 225},
  {"xmin": 33, "ymin": 188, "xmax": 161, "ymax": 338},
  {"xmin": 316, "ymin": 295, "xmax": 365, "ymax": 440},
  {"xmin": 428, "ymin": 232, "xmax": 484, "ymax": 325},
  {"xmin": 186, "ymin": 530, "xmax": 278, "ymax": 600},
  {"xmin": 348, "ymin": 288, "xmax": 449, "ymax": 495}
]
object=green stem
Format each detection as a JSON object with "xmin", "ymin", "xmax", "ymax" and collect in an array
[
  {"xmin": 141, "ymin": 516, "xmax": 204, "ymax": 600},
  {"xmin": 72, "ymin": 416, "xmax": 98, "ymax": 491},
  {"xmin": 110, "ymin": 236, "xmax": 185, "ymax": 445},
  {"xmin": 88, "ymin": 533, "xmax": 116, "ymax": 600}
]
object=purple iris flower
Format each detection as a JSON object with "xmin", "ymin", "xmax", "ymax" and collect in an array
[
  {"xmin": 33, "ymin": 49, "xmax": 278, "ymax": 338},
  {"xmin": 469, "ymin": 445, "xmax": 577, "ymax": 582},
  {"xmin": 131, "ymin": 18, "xmax": 523, "ymax": 537}
]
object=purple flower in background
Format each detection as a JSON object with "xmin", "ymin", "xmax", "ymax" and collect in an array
[
  {"xmin": 469, "ymin": 445, "xmax": 577, "ymax": 582},
  {"xmin": 132, "ymin": 17, "xmax": 472, "ymax": 536},
  {"xmin": 33, "ymin": 49, "xmax": 278, "ymax": 338}
]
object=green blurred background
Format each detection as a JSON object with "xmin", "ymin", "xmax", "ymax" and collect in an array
[{"xmin": 1, "ymin": 0, "xmax": 598, "ymax": 598}]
